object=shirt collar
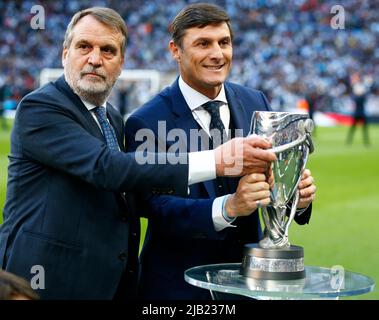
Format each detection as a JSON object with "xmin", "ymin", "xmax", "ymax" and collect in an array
[
  {"xmin": 80, "ymin": 98, "xmax": 107, "ymax": 112},
  {"xmin": 178, "ymin": 76, "xmax": 227, "ymax": 112}
]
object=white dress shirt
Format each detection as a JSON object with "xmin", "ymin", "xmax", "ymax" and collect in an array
[
  {"xmin": 179, "ymin": 77, "xmax": 235, "ymax": 231},
  {"xmin": 81, "ymin": 99, "xmax": 107, "ymax": 130}
]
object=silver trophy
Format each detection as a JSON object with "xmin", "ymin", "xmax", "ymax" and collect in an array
[{"xmin": 241, "ymin": 111, "xmax": 314, "ymax": 280}]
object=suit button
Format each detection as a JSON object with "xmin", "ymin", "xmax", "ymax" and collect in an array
[
  {"xmin": 118, "ymin": 252, "xmax": 127, "ymax": 261},
  {"xmin": 131, "ymin": 232, "xmax": 137, "ymax": 237}
]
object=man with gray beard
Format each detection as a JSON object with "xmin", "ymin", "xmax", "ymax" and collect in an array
[{"xmin": 0, "ymin": 7, "xmax": 276, "ymax": 300}]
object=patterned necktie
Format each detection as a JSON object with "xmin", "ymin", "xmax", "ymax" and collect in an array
[
  {"xmin": 93, "ymin": 106, "xmax": 120, "ymax": 151},
  {"xmin": 202, "ymin": 100, "xmax": 226, "ymax": 148}
]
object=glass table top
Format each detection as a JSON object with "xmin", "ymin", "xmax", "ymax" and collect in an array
[{"xmin": 185, "ymin": 263, "xmax": 375, "ymax": 299}]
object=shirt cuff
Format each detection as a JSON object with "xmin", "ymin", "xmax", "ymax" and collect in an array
[
  {"xmin": 296, "ymin": 206, "xmax": 309, "ymax": 216},
  {"xmin": 188, "ymin": 150, "xmax": 216, "ymax": 186},
  {"xmin": 287, "ymin": 202, "xmax": 309, "ymax": 216},
  {"xmin": 213, "ymin": 195, "xmax": 236, "ymax": 232}
]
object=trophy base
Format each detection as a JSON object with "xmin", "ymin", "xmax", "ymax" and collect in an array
[{"xmin": 241, "ymin": 243, "xmax": 305, "ymax": 280}]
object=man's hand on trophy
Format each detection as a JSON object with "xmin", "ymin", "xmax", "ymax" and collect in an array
[
  {"xmin": 214, "ymin": 136, "xmax": 277, "ymax": 177},
  {"xmin": 297, "ymin": 169, "xmax": 316, "ymax": 209},
  {"xmin": 224, "ymin": 173, "xmax": 271, "ymax": 218}
]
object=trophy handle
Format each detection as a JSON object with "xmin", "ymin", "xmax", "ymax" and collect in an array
[
  {"xmin": 283, "ymin": 134, "xmax": 311, "ymax": 240},
  {"xmin": 268, "ymin": 119, "xmax": 314, "ymax": 154},
  {"xmin": 284, "ymin": 189, "xmax": 300, "ymax": 240},
  {"xmin": 268, "ymin": 133, "xmax": 306, "ymax": 154}
]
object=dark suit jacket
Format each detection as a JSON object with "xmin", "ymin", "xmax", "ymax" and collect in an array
[
  {"xmin": 0, "ymin": 76, "xmax": 188, "ymax": 299},
  {"xmin": 125, "ymin": 79, "xmax": 311, "ymax": 300}
]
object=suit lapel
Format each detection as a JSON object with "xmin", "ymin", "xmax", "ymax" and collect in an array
[
  {"xmin": 169, "ymin": 80, "xmax": 217, "ymax": 197},
  {"xmin": 170, "ymin": 80, "xmax": 202, "ymax": 151},
  {"xmin": 167, "ymin": 81, "xmax": 252, "ymax": 197},
  {"xmin": 225, "ymin": 83, "xmax": 251, "ymax": 137},
  {"xmin": 204, "ymin": 84, "xmax": 251, "ymax": 196}
]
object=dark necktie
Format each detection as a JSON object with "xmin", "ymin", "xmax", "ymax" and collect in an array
[
  {"xmin": 93, "ymin": 106, "xmax": 119, "ymax": 151},
  {"xmin": 202, "ymin": 100, "xmax": 226, "ymax": 148}
]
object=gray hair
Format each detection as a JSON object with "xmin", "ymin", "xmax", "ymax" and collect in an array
[{"xmin": 63, "ymin": 7, "xmax": 128, "ymax": 56}]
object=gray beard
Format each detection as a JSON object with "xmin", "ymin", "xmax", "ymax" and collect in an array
[
  {"xmin": 72, "ymin": 83, "xmax": 111, "ymax": 106},
  {"xmin": 64, "ymin": 71, "xmax": 113, "ymax": 106}
]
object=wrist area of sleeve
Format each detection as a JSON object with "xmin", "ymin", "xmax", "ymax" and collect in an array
[
  {"xmin": 295, "ymin": 205, "xmax": 309, "ymax": 216},
  {"xmin": 287, "ymin": 202, "xmax": 309, "ymax": 216},
  {"xmin": 213, "ymin": 195, "xmax": 236, "ymax": 232},
  {"xmin": 188, "ymin": 150, "xmax": 216, "ymax": 186}
]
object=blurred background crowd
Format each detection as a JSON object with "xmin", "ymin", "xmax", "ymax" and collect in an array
[{"xmin": 0, "ymin": 0, "xmax": 378, "ymax": 120}]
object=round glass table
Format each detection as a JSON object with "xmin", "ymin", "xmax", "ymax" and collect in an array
[{"xmin": 185, "ymin": 263, "xmax": 375, "ymax": 300}]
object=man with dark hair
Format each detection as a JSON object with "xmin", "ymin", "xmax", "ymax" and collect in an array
[
  {"xmin": 126, "ymin": 3, "xmax": 316, "ymax": 300},
  {"xmin": 0, "ymin": 7, "xmax": 276, "ymax": 300}
]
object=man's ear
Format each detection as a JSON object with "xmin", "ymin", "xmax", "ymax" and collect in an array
[
  {"xmin": 118, "ymin": 56, "xmax": 125, "ymax": 76},
  {"xmin": 62, "ymin": 48, "xmax": 68, "ymax": 67},
  {"xmin": 169, "ymin": 40, "xmax": 180, "ymax": 63}
]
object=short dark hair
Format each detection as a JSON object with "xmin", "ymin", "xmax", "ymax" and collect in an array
[
  {"xmin": 63, "ymin": 7, "xmax": 128, "ymax": 56},
  {"xmin": 169, "ymin": 3, "xmax": 233, "ymax": 48},
  {"xmin": 0, "ymin": 269, "xmax": 39, "ymax": 300}
]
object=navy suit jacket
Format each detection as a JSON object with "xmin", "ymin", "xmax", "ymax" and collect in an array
[
  {"xmin": 0, "ymin": 76, "xmax": 188, "ymax": 299},
  {"xmin": 125, "ymin": 80, "xmax": 311, "ymax": 300}
]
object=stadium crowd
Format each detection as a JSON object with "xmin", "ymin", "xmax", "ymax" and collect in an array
[{"xmin": 0, "ymin": 0, "xmax": 378, "ymax": 115}]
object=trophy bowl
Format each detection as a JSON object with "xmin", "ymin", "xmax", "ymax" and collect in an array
[{"xmin": 241, "ymin": 111, "xmax": 314, "ymax": 280}]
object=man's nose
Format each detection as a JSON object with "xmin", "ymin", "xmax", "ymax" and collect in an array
[
  {"xmin": 87, "ymin": 48, "xmax": 102, "ymax": 67},
  {"xmin": 209, "ymin": 44, "xmax": 224, "ymax": 60}
]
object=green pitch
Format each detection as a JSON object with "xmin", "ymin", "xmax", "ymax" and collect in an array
[
  {"xmin": 1, "ymin": 122, "xmax": 378, "ymax": 299},
  {"xmin": 0, "ymin": 121, "xmax": 11, "ymax": 216},
  {"xmin": 290, "ymin": 124, "xmax": 379, "ymax": 299}
]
